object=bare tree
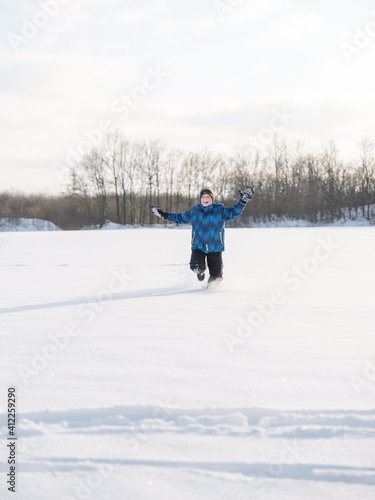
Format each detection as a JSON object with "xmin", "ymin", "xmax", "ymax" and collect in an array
[
  {"xmin": 164, "ymin": 148, "xmax": 182, "ymax": 214},
  {"xmin": 100, "ymin": 131, "xmax": 123, "ymax": 223},
  {"xmin": 68, "ymin": 165, "xmax": 94, "ymax": 225},
  {"xmin": 357, "ymin": 138, "xmax": 375, "ymax": 219},
  {"xmin": 140, "ymin": 140, "xmax": 166, "ymax": 224},
  {"xmin": 80, "ymin": 149, "xmax": 109, "ymax": 227}
]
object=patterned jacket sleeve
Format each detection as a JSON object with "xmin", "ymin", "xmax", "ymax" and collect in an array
[
  {"xmin": 166, "ymin": 209, "xmax": 192, "ymax": 224},
  {"xmin": 221, "ymin": 200, "xmax": 246, "ymax": 221}
]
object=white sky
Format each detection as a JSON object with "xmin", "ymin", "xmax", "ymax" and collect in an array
[{"xmin": 1, "ymin": 0, "xmax": 375, "ymax": 193}]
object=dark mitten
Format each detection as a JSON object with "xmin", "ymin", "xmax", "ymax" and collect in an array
[
  {"xmin": 239, "ymin": 186, "xmax": 254, "ymax": 204},
  {"xmin": 151, "ymin": 206, "xmax": 168, "ymax": 219}
]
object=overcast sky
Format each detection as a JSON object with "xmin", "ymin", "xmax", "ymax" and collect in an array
[{"xmin": 1, "ymin": 0, "xmax": 375, "ymax": 193}]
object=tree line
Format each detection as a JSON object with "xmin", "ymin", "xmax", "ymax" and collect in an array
[{"xmin": 1, "ymin": 132, "xmax": 374, "ymax": 229}]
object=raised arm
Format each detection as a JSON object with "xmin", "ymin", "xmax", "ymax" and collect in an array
[{"xmin": 222, "ymin": 186, "xmax": 254, "ymax": 221}]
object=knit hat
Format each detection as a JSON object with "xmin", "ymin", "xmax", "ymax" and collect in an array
[{"xmin": 199, "ymin": 186, "xmax": 215, "ymax": 203}]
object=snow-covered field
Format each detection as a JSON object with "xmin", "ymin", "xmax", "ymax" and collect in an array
[{"xmin": 1, "ymin": 227, "xmax": 374, "ymax": 500}]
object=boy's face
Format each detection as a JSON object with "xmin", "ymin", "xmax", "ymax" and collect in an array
[{"xmin": 201, "ymin": 194, "xmax": 213, "ymax": 207}]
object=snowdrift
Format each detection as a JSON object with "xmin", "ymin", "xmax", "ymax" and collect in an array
[{"xmin": 0, "ymin": 217, "xmax": 61, "ymax": 232}]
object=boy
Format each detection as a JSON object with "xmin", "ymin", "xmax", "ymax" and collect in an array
[{"xmin": 151, "ymin": 186, "xmax": 254, "ymax": 285}]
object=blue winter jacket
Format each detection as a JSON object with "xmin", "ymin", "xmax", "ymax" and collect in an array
[{"xmin": 166, "ymin": 200, "xmax": 246, "ymax": 253}]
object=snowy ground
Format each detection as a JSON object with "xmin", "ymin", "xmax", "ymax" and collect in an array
[{"xmin": 0, "ymin": 227, "xmax": 374, "ymax": 500}]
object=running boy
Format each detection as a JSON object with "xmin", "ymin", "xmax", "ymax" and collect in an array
[{"xmin": 151, "ymin": 186, "xmax": 254, "ymax": 285}]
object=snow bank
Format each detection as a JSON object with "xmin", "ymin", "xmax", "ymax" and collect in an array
[
  {"xmin": 246, "ymin": 216, "xmax": 374, "ymax": 228},
  {"xmin": 81, "ymin": 220, "xmax": 129, "ymax": 230},
  {"xmin": 245, "ymin": 205, "xmax": 375, "ymax": 228},
  {"xmin": 0, "ymin": 217, "xmax": 61, "ymax": 232}
]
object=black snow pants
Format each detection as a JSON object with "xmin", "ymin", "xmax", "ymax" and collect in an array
[{"xmin": 189, "ymin": 249, "xmax": 223, "ymax": 280}]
